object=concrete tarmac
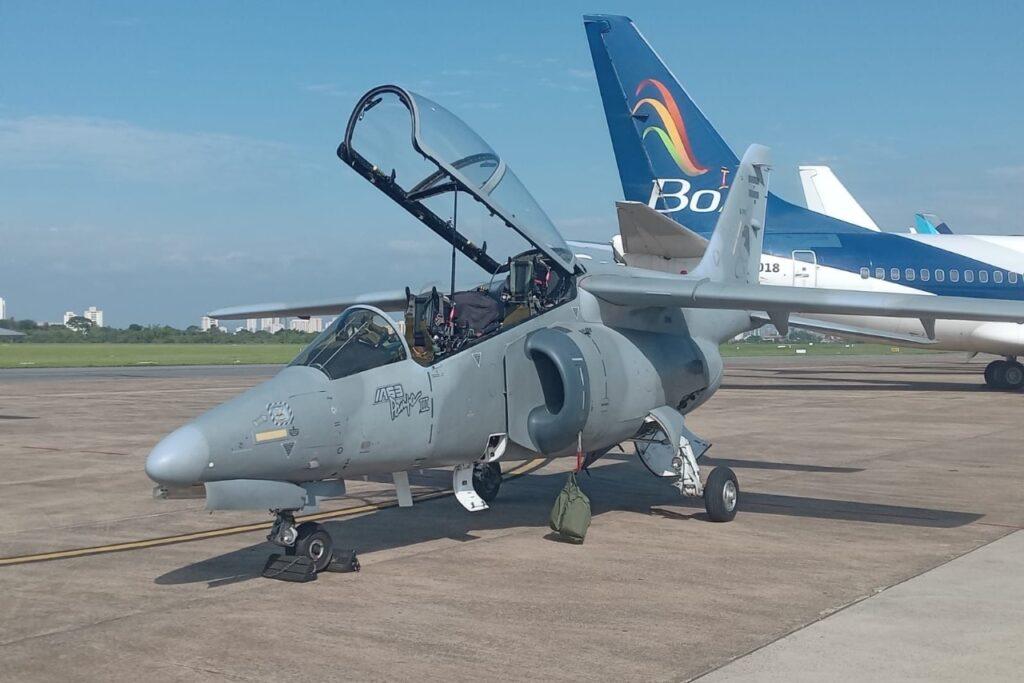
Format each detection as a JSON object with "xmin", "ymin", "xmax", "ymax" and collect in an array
[
  {"xmin": 701, "ymin": 530, "xmax": 1024, "ymax": 681},
  {"xmin": 0, "ymin": 354, "xmax": 1021, "ymax": 681}
]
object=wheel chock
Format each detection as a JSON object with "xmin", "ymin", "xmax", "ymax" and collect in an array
[
  {"xmin": 261, "ymin": 553, "xmax": 317, "ymax": 582},
  {"xmin": 323, "ymin": 549, "xmax": 360, "ymax": 573}
]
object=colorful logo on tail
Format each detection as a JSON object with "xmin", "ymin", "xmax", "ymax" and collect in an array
[{"xmin": 631, "ymin": 78, "xmax": 707, "ymax": 177}]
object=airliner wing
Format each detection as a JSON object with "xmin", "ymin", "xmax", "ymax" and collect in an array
[
  {"xmin": 750, "ymin": 313, "xmax": 938, "ymax": 345},
  {"xmin": 209, "ymin": 290, "xmax": 408, "ymax": 319},
  {"xmin": 581, "ymin": 275, "xmax": 1024, "ymax": 326}
]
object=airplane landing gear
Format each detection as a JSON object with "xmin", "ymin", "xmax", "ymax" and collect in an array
[
  {"xmin": 263, "ymin": 511, "xmax": 359, "ymax": 581},
  {"xmin": 286, "ymin": 522, "xmax": 334, "ymax": 573},
  {"xmin": 472, "ymin": 462, "xmax": 502, "ymax": 503},
  {"xmin": 268, "ymin": 510, "xmax": 299, "ymax": 547},
  {"xmin": 984, "ymin": 358, "xmax": 1024, "ymax": 391},
  {"xmin": 703, "ymin": 466, "xmax": 739, "ymax": 522}
]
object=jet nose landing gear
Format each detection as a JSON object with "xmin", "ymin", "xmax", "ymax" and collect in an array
[{"xmin": 263, "ymin": 512, "xmax": 360, "ymax": 582}]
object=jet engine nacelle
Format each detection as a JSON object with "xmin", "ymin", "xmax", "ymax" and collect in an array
[
  {"xmin": 506, "ymin": 323, "xmax": 710, "ymax": 456},
  {"xmin": 522, "ymin": 327, "xmax": 591, "ymax": 454}
]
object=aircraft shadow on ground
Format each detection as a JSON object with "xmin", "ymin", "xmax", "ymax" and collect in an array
[
  {"xmin": 155, "ymin": 458, "xmax": 981, "ymax": 588},
  {"xmin": 724, "ymin": 380, "xmax": 985, "ymax": 393},
  {"xmin": 737, "ymin": 366, "xmax": 982, "ymax": 377}
]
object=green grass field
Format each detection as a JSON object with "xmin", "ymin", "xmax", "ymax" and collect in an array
[
  {"xmin": 719, "ymin": 342, "xmax": 934, "ymax": 357},
  {"xmin": 0, "ymin": 341, "xmax": 934, "ymax": 369},
  {"xmin": 0, "ymin": 343, "xmax": 305, "ymax": 368}
]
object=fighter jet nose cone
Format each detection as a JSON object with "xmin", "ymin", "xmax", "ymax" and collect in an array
[{"xmin": 145, "ymin": 424, "xmax": 210, "ymax": 486}]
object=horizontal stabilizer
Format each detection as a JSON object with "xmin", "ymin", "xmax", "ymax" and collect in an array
[
  {"xmin": 616, "ymin": 201, "xmax": 708, "ymax": 259},
  {"xmin": 798, "ymin": 165, "xmax": 880, "ymax": 230},
  {"xmin": 582, "ymin": 274, "xmax": 1024, "ymax": 325},
  {"xmin": 750, "ymin": 313, "xmax": 938, "ymax": 345},
  {"xmin": 210, "ymin": 290, "xmax": 408, "ymax": 320}
]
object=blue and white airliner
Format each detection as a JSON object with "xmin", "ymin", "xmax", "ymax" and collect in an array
[{"xmin": 580, "ymin": 14, "xmax": 1024, "ymax": 390}]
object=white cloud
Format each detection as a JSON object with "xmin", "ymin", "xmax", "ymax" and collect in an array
[
  {"xmin": 302, "ymin": 83, "xmax": 356, "ymax": 98},
  {"xmin": 988, "ymin": 165, "xmax": 1024, "ymax": 181},
  {"xmin": 0, "ymin": 115, "xmax": 294, "ymax": 184}
]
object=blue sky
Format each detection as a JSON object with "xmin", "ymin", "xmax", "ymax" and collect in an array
[{"xmin": 2, "ymin": 1, "xmax": 1022, "ymax": 326}]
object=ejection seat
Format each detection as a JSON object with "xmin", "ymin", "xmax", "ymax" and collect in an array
[{"xmin": 404, "ymin": 287, "xmax": 447, "ymax": 365}]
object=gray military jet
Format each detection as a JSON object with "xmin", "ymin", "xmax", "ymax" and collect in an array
[{"xmin": 146, "ymin": 86, "xmax": 1024, "ymax": 575}]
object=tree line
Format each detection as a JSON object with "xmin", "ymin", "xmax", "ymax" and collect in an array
[{"xmin": 0, "ymin": 318, "xmax": 318, "ymax": 344}]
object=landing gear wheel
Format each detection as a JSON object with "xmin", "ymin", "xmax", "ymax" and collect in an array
[
  {"xmin": 286, "ymin": 522, "xmax": 334, "ymax": 572},
  {"xmin": 985, "ymin": 360, "xmax": 1009, "ymax": 389},
  {"xmin": 1003, "ymin": 362, "xmax": 1024, "ymax": 390},
  {"xmin": 472, "ymin": 462, "xmax": 502, "ymax": 503},
  {"xmin": 704, "ymin": 466, "xmax": 739, "ymax": 523}
]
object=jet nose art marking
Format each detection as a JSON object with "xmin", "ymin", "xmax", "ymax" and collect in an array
[{"xmin": 145, "ymin": 424, "xmax": 211, "ymax": 486}]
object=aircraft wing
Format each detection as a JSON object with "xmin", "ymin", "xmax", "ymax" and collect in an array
[
  {"xmin": 581, "ymin": 274, "xmax": 1024, "ymax": 326},
  {"xmin": 749, "ymin": 313, "xmax": 938, "ymax": 345},
  {"xmin": 209, "ymin": 290, "xmax": 408, "ymax": 320}
]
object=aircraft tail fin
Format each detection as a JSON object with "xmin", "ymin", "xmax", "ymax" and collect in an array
[
  {"xmin": 797, "ymin": 165, "xmax": 880, "ymax": 230},
  {"xmin": 693, "ymin": 145, "xmax": 771, "ymax": 284},
  {"xmin": 915, "ymin": 212, "xmax": 953, "ymax": 234},
  {"xmin": 584, "ymin": 14, "xmax": 739, "ymax": 236}
]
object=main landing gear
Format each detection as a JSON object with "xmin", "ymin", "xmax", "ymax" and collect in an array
[
  {"xmin": 984, "ymin": 358, "xmax": 1024, "ymax": 391},
  {"xmin": 703, "ymin": 466, "xmax": 739, "ymax": 523},
  {"xmin": 634, "ymin": 408, "xmax": 740, "ymax": 522},
  {"xmin": 472, "ymin": 462, "xmax": 502, "ymax": 503},
  {"xmin": 263, "ymin": 510, "xmax": 360, "ymax": 581}
]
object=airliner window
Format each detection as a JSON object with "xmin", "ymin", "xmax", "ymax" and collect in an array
[
  {"xmin": 979, "ymin": 271, "xmax": 989, "ymax": 284},
  {"xmin": 935, "ymin": 269, "xmax": 945, "ymax": 283},
  {"xmin": 875, "ymin": 267, "xmax": 885, "ymax": 280},
  {"xmin": 1010, "ymin": 272, "xmax": 1019, "ymax": 284},
  {"xmin": 920, "ymin": 269, "xmax": 930, "ymax": 282},
  {"xmin": 291, "ymin": 308, "xmax": 406, "ymax": 380},
  {"xmin": 859, "ymin": 267, "xmax": 869, "ymax": 279},
  {"xmin": 905, "ymin": 268, "xmax": 915, "ymax": 282},
  {"xmin": 890, "ymin": 267, "xmax": 899, "ymax": 281},
  {"xmin": 964, "ymin": 270, "xmax": 975, "ymax": 283},
  {"xmin": 994, "ymin": 271, "xmax": 1004, "ymax": 284},
  {"xmin": 950, "ymin": 270, "xmax": 959, "ymax": 283}
]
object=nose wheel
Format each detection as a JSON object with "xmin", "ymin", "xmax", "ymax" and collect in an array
[
  {"xmin": 264, "ymin": 512, "xmax": 360, "ymax": 581},
  {"xmin": 285, "ymin": 522, "xmax": 334, "ymax": 573}
]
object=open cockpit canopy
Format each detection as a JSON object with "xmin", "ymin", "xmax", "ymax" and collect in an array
[{"xmin": 338, "ymin": 85, "xmax": 578, "ymax": 275}]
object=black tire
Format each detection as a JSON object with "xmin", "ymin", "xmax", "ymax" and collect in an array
[
  {"xmin": 984, "ymin": 360, "xmax": 1008, "ymax": 389},
  {"xmin": 286, "ymin": 522, "xmax": 334, "ymax": 572},
  {"xmin": 472, "ymin": 462, "xmax": 502, "ymax": 503},
  {"xmin": 704, "ymin": 466, "xmax": 739, "ymax": 523},
  {"xmin": 1003, "ymin": 362, "xmax": 1024, "ymax": 391}
]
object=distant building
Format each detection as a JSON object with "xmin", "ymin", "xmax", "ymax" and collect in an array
[
  {"xmin": 245, "ymin": 318, "xmax": 258, "ymax": 333},
  {"xmin": 200, "ymin": 316, "xmax": 219, "ymax": 332},
  {"xmin": 289, "ymin": 317, "xmax": 324, "ymax": 333},
  {"xmin": 83, "ymin": 306, "xmax": 104, "ymax": 328},
  {"xmin": 63, "ymin": 311, "xmax": 77, "ymax": 326},
  {"xmin": 0, "ymin": 296, "xmax": 6, "ymax": 320},
  {"xmin": 261, "ymin": 317, "xmax": 283, "ymax": 334}
]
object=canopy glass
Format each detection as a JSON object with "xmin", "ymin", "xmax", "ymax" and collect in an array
[{"xmin": 339, "ymin": 85, "xmax": 577, "ymax": 275}]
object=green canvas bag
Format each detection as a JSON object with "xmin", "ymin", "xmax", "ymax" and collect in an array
[{"xmin": 549, "ymin": 472, "xmax": 591, "ymax": 543}]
